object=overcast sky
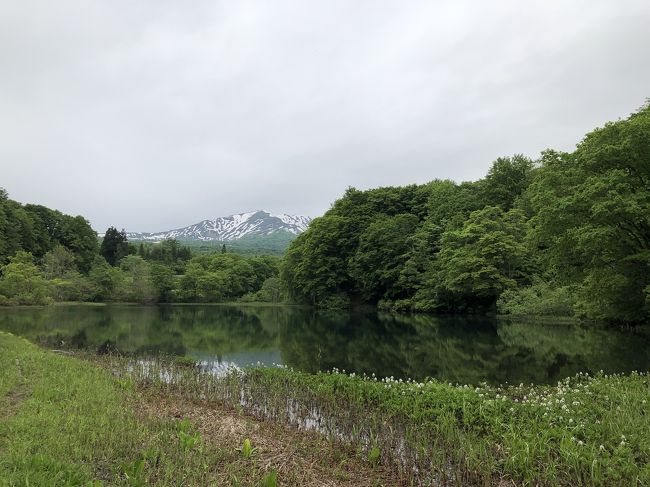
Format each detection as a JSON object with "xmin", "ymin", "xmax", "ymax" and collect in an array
[{"xmin": 1, "ymin": 0, "xmax": 649, "ymax": 232}]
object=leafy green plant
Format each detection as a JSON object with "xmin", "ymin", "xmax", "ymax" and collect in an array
[
  {"xmin": 117, "ymin": 377, "xmax": 135, "ymax": 391},
  {"xmin": 367, "ymin": 445, "xmax": 381, "ymax": 465},
  {"xmin": 177, "ymin": 417, "xmax": 191, "ymax": 433},
  {"xmin": 260, "ymin": 470, "xmax": 278, "ymax": 487},
  {"xmin": 177, "ymin": 417, "xmax": 201, "ymax": 452},
  {"xmin": 239, "ymin": 438, "xmax": 257, "ymax": 459},
  {"xmin": 121, "ymin": 458, "xmax": 146, "ymax": 486}
]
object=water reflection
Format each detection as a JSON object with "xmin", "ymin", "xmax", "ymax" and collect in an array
[{"xmin": 0, "ymin": 304, "xmax": 647, "ymax": 385}]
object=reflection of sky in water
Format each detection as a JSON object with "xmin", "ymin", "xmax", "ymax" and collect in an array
[{"xmin": 189, "ymin": 350, "xmax": 282, "ymax": 369}]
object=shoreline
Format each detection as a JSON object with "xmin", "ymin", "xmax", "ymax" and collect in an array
[
  {"xmin": 2, "ymin": 331, "xmax": 648, "ymax": 486},
  {"xmin": 0, "ymin": 299, "xmax": 589, "ymax": 321}
]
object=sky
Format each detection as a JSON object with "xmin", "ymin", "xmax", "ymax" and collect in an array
[{"xmin": 1, "ymin": 0, "xmax": 649, "ymax": 232}]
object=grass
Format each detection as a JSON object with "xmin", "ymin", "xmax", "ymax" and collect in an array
[
  {"xmin": 0, "ymin": 332, "xmax": 214, "ymax": 485},
  {"xmin": 116, "ymin": 359, "xmax": 650, "ymax": 486},
  {"xmin": 0, "ymin": 332, "xmax": 397, "ymax": 486}
]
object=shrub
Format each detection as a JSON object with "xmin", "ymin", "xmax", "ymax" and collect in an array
[{"xmin": 497, "ymin": 280, "xmax": 577, "ymax": 317}]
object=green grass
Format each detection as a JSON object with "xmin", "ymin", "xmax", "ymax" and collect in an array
[
  {"xmin": 0, "ymin": 332, "xmax": 398, "ymax": 486},
  {"xmin": 121, "ymin": 359, "xmax": 650, "ymax": 486},
  {"xmin": 0, "ymin": 332, "xmax": 224, "ymax": 485}
]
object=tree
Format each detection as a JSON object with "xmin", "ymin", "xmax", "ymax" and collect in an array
[
  {"xmin": 479, "ymin": 155, "xmax": 535, "ymax": 211},
  {"xmin": 100, "ymin": 227, "xmax": 129, "ymax": 266},
  {"xmin": 0, "ymin": 251, "xmax": 51, "ymax": 305},
  {"xmin": 349, "ymin": 213, "xmax": 419, "ymax": 302},
  {"xmin": 42, "ymin": 245, "xmax": 77, "ymax": 279},
  {"xmin": 431, "ymin": 207, "xmax": 529, "ymax": 311},
  {"xmin": 426, "ymin": 180, "xmax": 483, "ymax": 227},
  {"xmin": 151, "ymin": 263, "xmax": 176, "ymax": 302},
  {"xmin": 0, "ymin": 189, "xmax": 10, "ymax": 263},
  {"xmin": 173, "ymin": 252, "xmax": 278, "ymax": 303},
  {"xmin": 281, "ymin": 216, "xmax": 354, "ymax": 305},
  {"xmin": 177, "ymin": 262, "xmax": 204, "ymax": 301},
  {"xmin": 257, "ymin": 277, "xmax": 283, "ymax": 302},
  {"xmin": 54, "ymin": 215, "xmax": 98, "ymax": 273},
  {"xmin": 87, "ymin": 256, "xmax": 120, "ymax": 301},
  {"xmin": 116, "ymin": 255, "xmax": 156, "ymax": 303},
  {"xmin": 0, "ymin": 190, "xmax": 98, "ymax": 272},
  {"xmin": 22, "ymin": 204, "xmax": 57, "ymax": 257},
  {"xmin": 397, "ymin": 219, "xmax": 445, "ymax": 304},
  {"xmin": 527, "ymin": 103, "xmax": 650, "ymax": 322},
  {"xmin": 0, "ymin": 193, "xmax": 36, "ymax": 265}
]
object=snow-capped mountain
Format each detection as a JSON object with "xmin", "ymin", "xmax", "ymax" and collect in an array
[{"xmin": 126, "ymin": 211, "xmax": 312, "ymax": 242}]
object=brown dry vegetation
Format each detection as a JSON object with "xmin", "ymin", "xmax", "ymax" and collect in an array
[{"xmin": 135, "ymin": 390, "xmax": 402, "ymax": 487}]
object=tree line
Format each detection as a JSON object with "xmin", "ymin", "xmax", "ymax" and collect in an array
[
  {"xmin": 2, "ymin": 103, "xmax": 648, "ymax": 322},
  {"xmin": 0, "ymin": 197, "xmax": 282, "ymax": 305},
  {"xmin": 281, "ymin": 103, "xmax": 650, "ymax": 324}
]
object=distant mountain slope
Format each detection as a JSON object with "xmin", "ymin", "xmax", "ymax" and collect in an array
[
  {"xmin": 182, "ymin": 230, "xmax": 299, "ymax": 256},
  {"xmin": 126, "ymin": 210, "xmax": 312, "ymax": 242}
]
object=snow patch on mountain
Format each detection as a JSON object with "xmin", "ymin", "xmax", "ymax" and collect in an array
[{"xmin": 126, "ymin": 210, "xmax": 312, "ymax": 242}]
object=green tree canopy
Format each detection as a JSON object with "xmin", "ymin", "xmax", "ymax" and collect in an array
[
  {"xmin": 527, "ymin": 104, "xmax": 650, "ymax": 322},
  {"xmin": 432, "ymin": 206, "xmax": 529, "ymax": 311},
  {"xmin": 100, "ymin": 227, "xmax": 128, "ymax": 267},
  {"xmin": 349, "ymin": 213, "xmax": 419, "ymax": 302},
  {"xmin": 0, "ymin": 251, "xmax": 51, "ymax": 305}
]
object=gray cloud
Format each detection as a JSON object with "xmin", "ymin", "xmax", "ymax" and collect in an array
[{"xmin": 1, "ymin": 0, "xmax": 649, "ymax": 231}]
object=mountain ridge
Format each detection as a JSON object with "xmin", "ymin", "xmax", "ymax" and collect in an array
[{"xmin": 125, "ymin": 210, "xmax": 312, "ymax": 242}]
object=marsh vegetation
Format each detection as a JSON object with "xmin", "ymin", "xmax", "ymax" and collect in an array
[{"xmin": 113, "ymin": 352, "xmax": 650, "ymax": 486}]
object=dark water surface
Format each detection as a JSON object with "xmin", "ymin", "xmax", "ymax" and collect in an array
[{"xmin": 1, "ymin": 304, "xmax": 648, "ymax": 385}]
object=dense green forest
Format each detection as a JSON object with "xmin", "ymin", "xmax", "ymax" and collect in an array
[
  {"xmin": 282, "ymin": 104, "xmax": 650, "ymax": 323},
  {"xmin": 0, "ymin": 195, "xmax": 282, "ymax": 305}
]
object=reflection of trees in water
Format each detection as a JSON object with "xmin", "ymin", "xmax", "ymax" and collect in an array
[
  {"xmin": 0, "ymin": 305, "xmax": 281, "ymax": 357},
  {"xmin": 278, "ymin": 311, "xmax": 650, "ymax": 385},
  {"xmin": 278, "ymin": 311, "xmax": 506, "ymax": 383},
  {"xmin": 495, "ymin": 321, "xmax": 650, "ymax": 383},
  {"xmin": 0, "ymin": 306, "xmax": 648, "ymax": 385}
]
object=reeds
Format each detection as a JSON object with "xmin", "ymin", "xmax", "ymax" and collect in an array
[{"xmin": 115, "ymin": 357, "xmax": 650, "ymax": 486}]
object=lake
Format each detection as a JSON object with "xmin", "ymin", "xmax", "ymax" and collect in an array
[{"xmin": 0, "ymin": 304, "xmax": 648, "ymax": 385}]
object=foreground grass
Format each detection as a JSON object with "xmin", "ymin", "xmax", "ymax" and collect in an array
[
  {"xmin": 2, "ymin": 331, "xmax": 648, "ymax": 486},
  {"xmin": 0, "ymin": 333, "xmax": 395, "ymax": 486},
  {"xmin": 117, "ymin": 359, "xmax": 650, "ymax": 486}
]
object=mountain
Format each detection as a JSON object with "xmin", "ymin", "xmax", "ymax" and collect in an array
[{"xmin": 125, "ymin": 211, "xmax": 312, "ymax": 243}]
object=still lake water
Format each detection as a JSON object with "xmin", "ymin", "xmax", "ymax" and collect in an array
[{"xmin": 1, "ymin": 304, "xmax": 648, "ymax": 385}]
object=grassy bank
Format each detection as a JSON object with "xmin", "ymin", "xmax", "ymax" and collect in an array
[
  {"xmin": 118, "ymin": 359, "xmax": 650, "ymax": 486},
  {"xmin": 0, "ymin": 333, "xmax": 396, "ymax": 486},
  {"xmin": 1, "ymin": 332, "xmax": 648, "ymax": 486}
]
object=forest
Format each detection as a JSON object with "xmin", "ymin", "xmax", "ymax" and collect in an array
[
  {"xmin": 0, "ymin": 201, "xmax": 282, "ymax": 305},
  {"xmin": 282, "ymin": 104, "xmax": 650, "ymax": 323},
  {"xmin": 1, "ymin": 104, "xmax": 648, "ymax": 323}
]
